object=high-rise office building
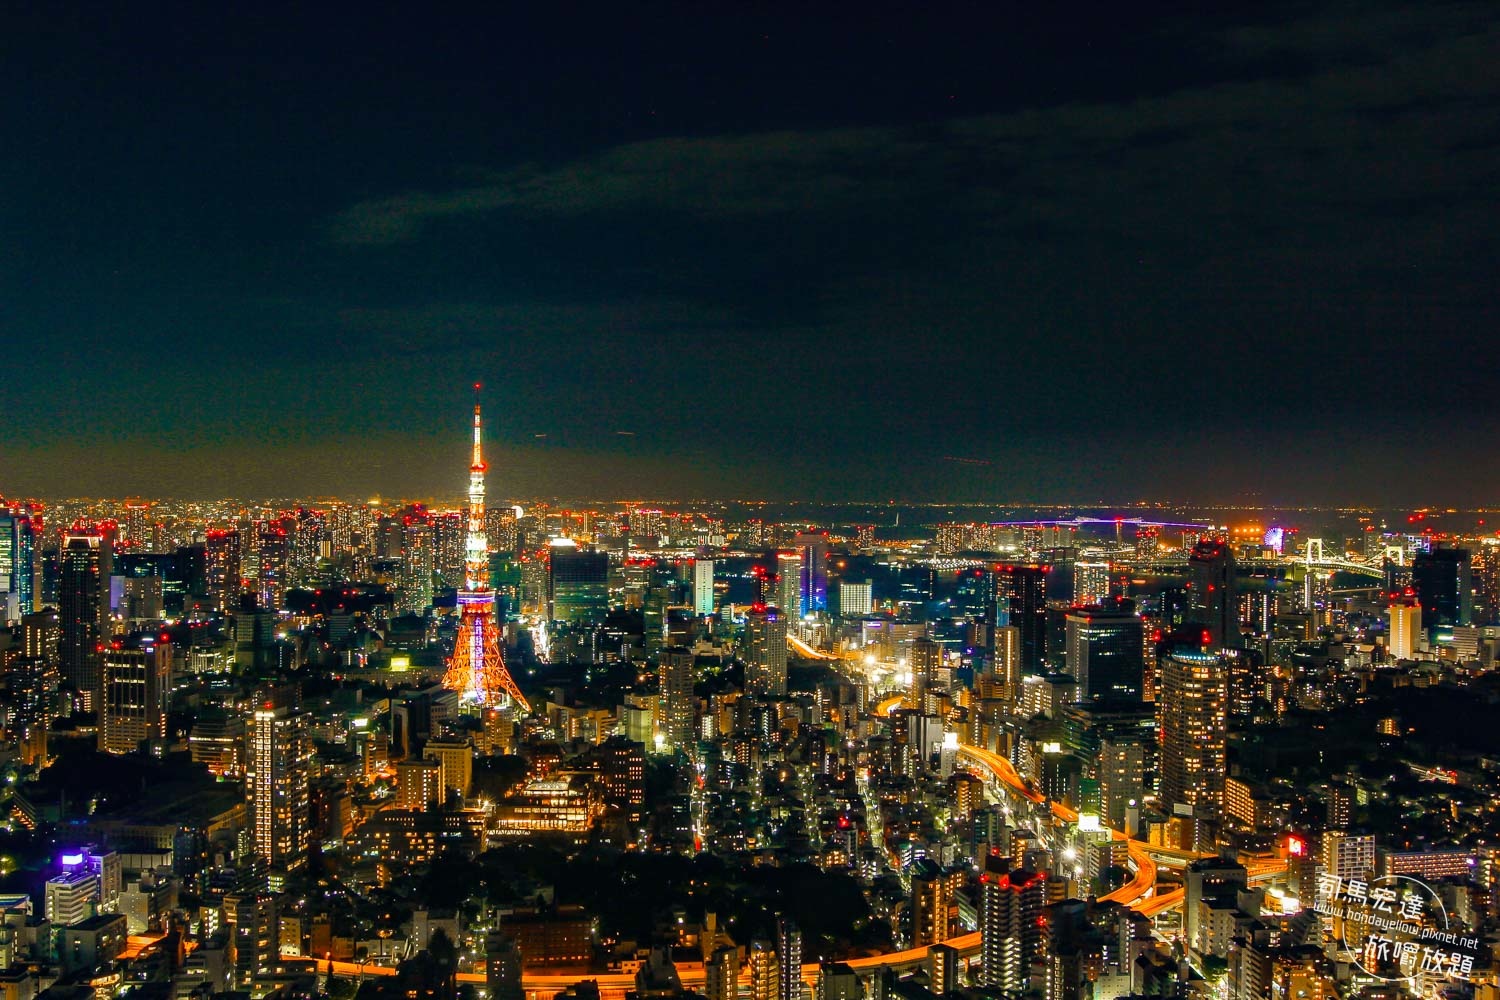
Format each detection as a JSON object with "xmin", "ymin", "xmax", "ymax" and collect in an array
[
  {"xmin": 121, "ymin": 501, "xmax": 152, "ymax": 551},
  {"xmin": 1411, "ymin": 547, "xmax": 1472, "ymax": 630},
  {"xmin": 993, "ymin": 625, "xmax": 1021, "ymax": 698},
  {"xmin": 1387, "ymin": 595, "xmax": 1422, "ymax": 660},
  {"xmin": 1157, "ymin": 650, "xmax": 1229, "ymax": 813},
  {"xmin": 658, "ymin": 646, "xmax": 696, "ymax": 748},
  {"xmin": 246, "ymin": 689, "xmax": 312, "ymax": 871},
  {"xmin": 1096, "ymin": 734, "xmax": 1147, "ymax": 831},
  {"xmin": 59, "ymin": 533, "xmax": 111, "ymax": 712},
  {"xmin": 995, "ymin": 565, "xmax": 1048, "ymax": 673},
  {"xmin": 1064, "ymin": 598, "xmax": 1145, "ymax": 701},
  {"xmin": 548, "ymin": 543, "xmax": 610, "ymax": 625},
  {"xmin": 1326, "ymin": 783, "xmax": 1353, "ymax": 830},
  {"xmin": 838, "ymin": 580, "xmax": 873, "ymax": 617},
  {"xmin": 99, "ymin": 646, "xmax": 171, "ymax": 754},
  {"xmin": 745, "ymin": 607, "xmax": 789, "ymax": 698},
  {"xmin": 910, "ymin": 636, "xmax": 942, "ymax": 711},
  {"xmin": 628, "ymin": 508, "xmax": 665, "ymax": 545},
  {"xmin": 22, "ymin": 609, "xmax": 59, "ymax": 664},
  {"xmin": 0, "ymin": 509, "xmax": 36, "ymax": 622},
  {"xmin": 795, "ymin": 532, "xmax": 829, "ymax": 616},
  {"xmin": 777, "ymin": 552, "xmax": 803, "ymax": 622},
  {"xmin": 1187, "ymin": 540, "xmax": 1237, "ymax": 651},
  {"xmin": 693, "ymin": 559, "xmax": 715, "ymax": 616},
  {"xmin": 1183, "ymin": 858, "xmax": 1247, "ymax": 961}
]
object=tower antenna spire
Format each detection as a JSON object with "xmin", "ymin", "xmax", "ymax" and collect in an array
[{"xmin": 444, "ymin": 382, "xmax": 529, "ymax": 712}]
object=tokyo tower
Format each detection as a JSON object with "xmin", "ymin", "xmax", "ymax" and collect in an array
[{"xmin": 442, "ymin": 386, "xmax": 530, "ymax": 712}]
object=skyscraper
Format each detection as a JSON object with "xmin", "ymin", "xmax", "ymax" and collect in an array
[
  {"xmin": 0, "ymin": 508, "xmax": 36, "ymax": 622},
  {"xmin": 910, "ymin": 636, "xmax": 942, "ymax": 711},
  {"xmin": 1187, "ymin": 540, "xmax": 1237, "ymax": 651},
  {"xmin": 745, "ymin": 606, "xmax": 788, "ymax": 698},
  {"xmin": 795, "ymin": 531, "xmax": 829, "ymax": 616},
  {"xmin": 397, "ymin": 512, "xmax": 434, "ymax": 614},
  {"xmin": 693, "ymin": 558, "xmax": 715, "ymax": 616},
  {"xmin": 1157, "ymin": 650, "xmax": 1228, "ymax": 814},
  {"xmin": 99, "ymin": 646, "xmax": 171, "ymax": 754},
  {"xmin": 995, "ymin": 565, "xmax": 1048, "ymax": 674},
  {"xmin": 1064, "ymin": 598, "xmax": 1145, "ymax": 701},
  {"xmin": 547, "ymin": 542, "xmax": 610, "ymax": 625},
  {"xmin": 658, "ymin": 646, "xmax": 695, "ymax": 748},
  {"xmin": 777, "ymin": 552, "xmax": 803, "ymax": 622},
  {"xmin": 256, "ymin": 522, "xmax": 289, "ymax": 610},
  {"xmin": 205, "ymin": 528, "xmax": 241, "ymax": 612},
  {"xmin": 1411, "ymin": 547, "xmax": 1472, "ymax": 630},
  {"xmin": 246, "ymin": 688, "xmax": 312, "ymax": 872},
  {"xmin": 59, "ymin": 533, "xmax": 110, "ymax": 712}
]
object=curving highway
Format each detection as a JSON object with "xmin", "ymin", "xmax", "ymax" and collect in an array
[{"xmin": 955, "ymin": 743, "xmax": 1160, "ymax": 910}]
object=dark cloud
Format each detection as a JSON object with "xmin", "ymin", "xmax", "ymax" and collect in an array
[{"xmin": 5, "ymin": 2, "xmax": 1500, "ymax": 503}]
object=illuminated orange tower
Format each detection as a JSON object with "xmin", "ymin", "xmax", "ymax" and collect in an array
[{"xmin": 442, "ymin": 386, "xmax": 530, "ymax": 712}]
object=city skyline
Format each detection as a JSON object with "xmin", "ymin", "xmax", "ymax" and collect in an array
[
  {"xmin": 5, "ymin": 6, "xmax": 1500, "ymax": 999},
  {"xmin": 6, "ymin": 3, "xmax": 1500, "ymax": 503}
]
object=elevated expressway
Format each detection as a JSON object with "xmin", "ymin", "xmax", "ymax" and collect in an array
[
  {"xmin": 955, "ymin": 744, "xmax": 1284, "ymax": 913},
  {"xmin": 955, "ymin": 744, "xmax": 1160, "ymax": 910}
]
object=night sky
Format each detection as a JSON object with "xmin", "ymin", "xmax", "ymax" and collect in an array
[{"xmin": 4, "ymin": 3, "xmax": 1498, "ymax": 504}]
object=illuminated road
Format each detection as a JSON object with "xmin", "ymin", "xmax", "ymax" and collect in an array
[
  {"xmin": 956, "ymin": 743, "xmax": 1160, "ymax": 910},
  {"xmin": 875, "ymin": 694, "xmax": 905, "ymax": 716},
  {"xmin": 787, "ymin": 634, "xmax": 842, "ymax": 660},
  {"xmin": 956, "ymin": 743, "xmax": 1285, "ymax": 916}
]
